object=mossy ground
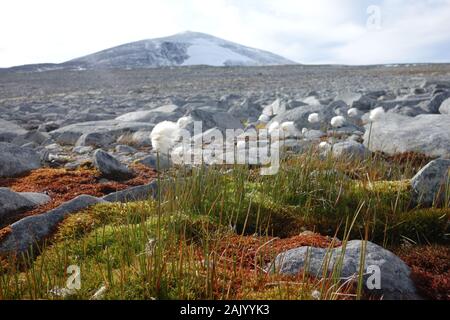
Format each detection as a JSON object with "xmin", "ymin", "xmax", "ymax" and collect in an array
[
  {"xmin": 0, "ymin": 164, "xmax": 156, "ymax": 227},
  {"xmin": 0, "ymin": 152, "xmax": 448, "ymax": 300}
]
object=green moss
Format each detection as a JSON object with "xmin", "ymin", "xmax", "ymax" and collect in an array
[
  {"xmin": 393, "ymin": 208, "xmax": 450, "ymax": 244},
  {"xmin": 54, "ymin": 201, "xmax": 157, "ymax": 242}
]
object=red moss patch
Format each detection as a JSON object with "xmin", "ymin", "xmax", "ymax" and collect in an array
[
  {"xmin": 398, "ymin": 245, "xmax": 450, "ymax": 300},
  {"xmin": 194, "ymin": 233, "xmax": 343, "ymax": 299},
  {"xmin": 214, "ymin": 232, "xmax": 341, "ymax": 271},
  {"xmin": 0, "ymin": 227, "xmax": 12, "ymax": 243},
  {"xmin": 0, "ymin": 164, "xmax": 156, "ymax": 226}
]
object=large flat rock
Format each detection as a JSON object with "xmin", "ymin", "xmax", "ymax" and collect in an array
[
  {"xmin": 363, "ymin": 114, "xmax": 450, "ymax": 158},
  {"xmin": 115, "ymin": 104, "xmax": 182, "ymax": 123},
  {"xmin": 49, "ymin": 120, "xmax": 155, "ymax": 145}
]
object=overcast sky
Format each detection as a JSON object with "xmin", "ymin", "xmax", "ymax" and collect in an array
[{"xmin": 1, "ymin": 0, "xmax": 450, "ymax": 67}]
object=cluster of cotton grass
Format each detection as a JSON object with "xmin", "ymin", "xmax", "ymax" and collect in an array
[
  {"xmin": 150, "ymin": 116, "xmax": 192, "ymax": 155},
  {"xmin": 268, "ymin": 121, "xmax": 298, "ymax": 137},
  {"xmin": 149, "ymin": 98, "xmax": 386, "ymax": 159},
  {"xmin": 307, "ymin": 112, "xmax": 347, "ymax": 129}
]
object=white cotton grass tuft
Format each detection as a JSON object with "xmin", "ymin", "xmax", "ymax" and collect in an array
[
  {"xmin": 281, "ymin": 121, "xmax": 298, "ymax": 137},
  {"xmin": 308, "ymin": 113, "xmax": 320, "ymax": 124},
  {"xmin": 319, "ymin": 141, "xmax": 331, "ymax": 149},
  {"xmin": 176, "ymin": 116, "xmax": 192, "ymax": 128},
  {"xmin": 318, "ymin": 141, "xmax": 332, "ymax": 154},
  {"xmin": 268, "ymin": 121, "xmax": 280, "ymax": 135},
  {"xmin": 330, "ymin": 116, "xmax": 346, "ymax": 128},
  {"xmin": 150, "ymin": 121, "xmax": 181, "ymax": 154},
  {"xmin": 369, "ymin": 107, "xmax": 385, "ymax": 122},
  {"xmin": 347, "ymin": 108, "xmax": 359, "ymax": 118},
  {"xmin": 258, "ymin": 114, "xmax": 271, "ymax": 123}
]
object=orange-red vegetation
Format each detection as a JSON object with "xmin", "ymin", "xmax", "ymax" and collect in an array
[
  {"xmin": 213, "ymin": 233, "xmax": 341, "ymax": 270},
  {"xmin": 398, "ymin": 245, "xmax": 450, "ymax": 300},
  {"xmin": 0, "ymin": 226, "xmax": 12, "ymax": 243},
  {"xmin": 191, "ymin": 233, "xmax": 343, "ymax": 299},
  {"xmin": 0, "ymin": 164, "xmax": 156, "ymax": 223}
]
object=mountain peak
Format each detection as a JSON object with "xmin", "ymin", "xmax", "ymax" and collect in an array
[{"xmin": 67, "ymin": 32, "xmax": 296, "ymax": 69}]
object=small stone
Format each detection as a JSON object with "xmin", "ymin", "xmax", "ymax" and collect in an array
[{"xmin": 93, "ymin": 149, "xmax": 134, "ymax": 181}]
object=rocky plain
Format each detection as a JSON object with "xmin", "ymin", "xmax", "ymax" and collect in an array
[{"xmin": 0, "ymin": 63, "xmax": 449, "ymax": 300}]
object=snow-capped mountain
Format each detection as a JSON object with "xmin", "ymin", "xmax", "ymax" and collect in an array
[{"xmin": 68, "ymin": 31, "xmax": 295, "ymax": 69}]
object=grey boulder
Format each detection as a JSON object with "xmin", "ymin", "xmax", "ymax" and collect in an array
[
  {"xmin": 11, "ymin": 130, "xmax": 50, "ymax": 146},
  {"xmin": 332, "ymin": 141, "xmax": 371, "ymax": 160},
  {"xmin": 0, "ymin": 142, "xmax": 41, "ymax": 178},
  {"xmin": 439, "ymin": 98, "xmax": 450, "ymax": 115},
  {"xmin": 411, "ymin": 159, "xmax": 450, "ymax": 206},
  {"xmin": 0, "ymin": 195, "xmax": 106, "ymax": 256},
  {"xmin": 19, "ymin": 192, "xmax": 51, "ymax": 207},
  {"xmin": 0, "ymin": 119, "xmax": 28, "ymax": 143},
  {"xmin": 0, "ymin": 188, "xmax": 37, "ymax": 226},
  {"xmin": 351, "ymin": 94, "xmax": 378, "ymax": 111},
  {"xmin": 75, "ymin": 132, "xmax": 116, "ymax": 148},
  {"xmin": 187, "ymin": 108, "xmax": 244, "ymax": 133},
  {"xmin": 137, "ymin": 153, "xmax": 171, "ymax": 170},
  {"xmin": 115, "ymin": 104, "xmax": 182, "ymax": 123},
  {"xmin": 118, "ymin": 131, "xmax": 152, "ymax": 147},
  {"xmin": 102, "ymin": 181, "xmax": 158, "ymax": 203},
  {"xmin": 228, "ymin": 99, "xmax": 262, "ymax": 121},
  {"xmin": 93, "ymin": 149, "xmax": 134, "ymax": 181},
  {"xmin": 50, "ymin": 120, "xmax": 155, "ymax": 145},
  {"xmin": 363, "ymin": 114, "xmax": 450, "ymax": 158},
  {"xmin": 426, "ymin": 91, "xmax": 450, "ymax": 113},
  {"xmin": 273, "ymin": 240, "xmax": 421, "ymax": 300},
  {"xmin": 115, "ymin": 145, "xmax": 137, "ymax": 154}
]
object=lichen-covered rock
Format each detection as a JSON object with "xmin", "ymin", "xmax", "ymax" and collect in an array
[
  {"xmin": 411, "ymin": 159, "xmax": 450, "ymax": 206},
  {"xmin": 273, "ymin": 240, "xmax": 421, "ymax": 300}
]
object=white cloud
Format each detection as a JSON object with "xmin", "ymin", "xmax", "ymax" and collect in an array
[{"xmin": 0, "ymin": 0, "xmax": 449, "ymax": 67}]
